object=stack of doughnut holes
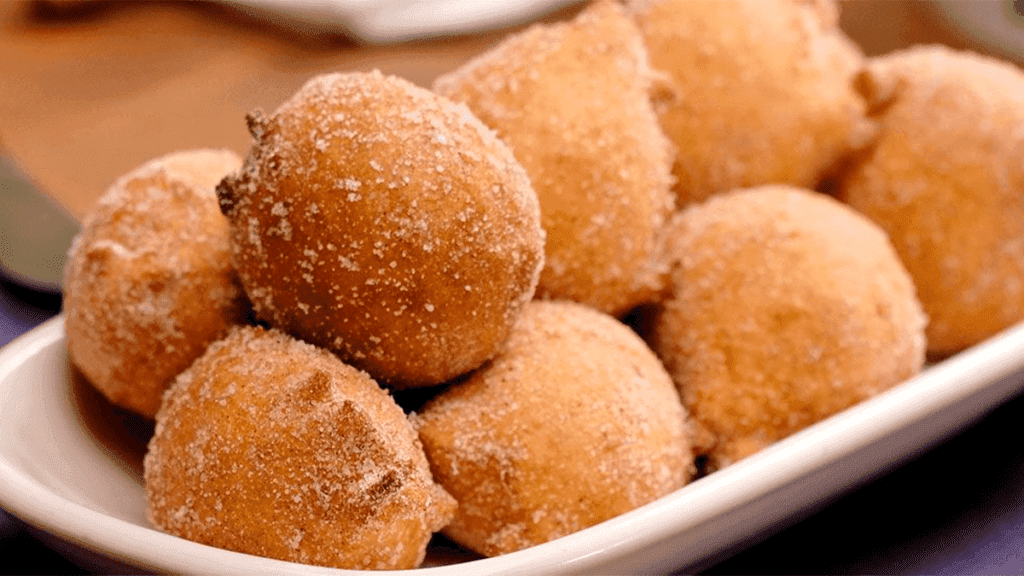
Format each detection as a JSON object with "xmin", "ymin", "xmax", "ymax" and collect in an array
[{"xmin": 61, "ymin": 0, "xmax": 1024, "ymax": 570}]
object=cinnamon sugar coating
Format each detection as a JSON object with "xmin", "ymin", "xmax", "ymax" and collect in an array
[
  {"xmin": 217, "ymin": 70, "xmax": 544, "ymax": 388},
  {"xmin": 63, "ymin": 149, "xmax": 249, "ymax": 418},
  {"xmin": 144, "ymin": 325, "xmax": 456, "ymax": 570},
  {"xmin": 627, "ymin": 0, "xmax": 873, "ymax": 207},
  {"xmin": 651, "ymin": 186, "xmax": 926, "ymax": 470},
  {"xmin": 434, "ymin": 1, "xmax": 675, "ymax": 316},
  {"xmin": 416, "ymin": 300, "xmax": 692, "ymax": 557},
  {"xmin": 837, "ymin": 45, "xmax": 1024, "ymax": 356}
]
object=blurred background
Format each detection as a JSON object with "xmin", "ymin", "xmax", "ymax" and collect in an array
[
  {"xmin": 0, "ymin": 0, "xmax": 1023, "ymax": 573},
  {"xmin": 0, "ymin": 0, "xmax": 1020, "ymax": 225}
]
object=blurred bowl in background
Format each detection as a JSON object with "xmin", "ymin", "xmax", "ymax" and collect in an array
[{"xmin": 932, "ymin": 0, "xmax": 1024, "ymax": 63}]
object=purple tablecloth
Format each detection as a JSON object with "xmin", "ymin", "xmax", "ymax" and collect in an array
[
  {"xmin": 2, "ymin": 276, "xmax": 1024, "ymax": 574},
  {"xmin": 0, "ymin": 279, "xmax": 87, "ymax": 574}
]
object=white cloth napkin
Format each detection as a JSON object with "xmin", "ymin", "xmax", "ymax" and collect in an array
[{"xmin": 224, "ymin": 0, "xmax": 582, "ymax": 43}]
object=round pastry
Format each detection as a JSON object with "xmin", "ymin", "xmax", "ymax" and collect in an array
[
  {"xmin": 415, "ymin": 300, "xmax": 692, "ymax": 557},
  {"xmin": 837, "ymin": 45, "xmax": 1024, "ymax": 356},
  {"xmin": 216, "ymin": 70, "xmax": 545, "ymax": 388},
  {"xmin": 433, "ymin": 0, "xmax": 676, "ymax": 316},
  {"xmin": 63, "ymin": 149, "xmax": 249, "ymax": 419},
  {"xmin": 651, "ymin": 185, "xmax": 926, "ymax": 470},
  {"xmin": 626, "ymin": 0, "xmax": 873, "ymax": 207},
  {"xmin": 144, "ymin": 325, "xmax": 457, "ymax": 570}
]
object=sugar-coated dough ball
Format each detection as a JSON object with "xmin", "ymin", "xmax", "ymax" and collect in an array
[
  {"xmin": 63, "ymin": 149, "xmax": 249, "ymax": 418},
  {"xmin": 434, "ymin": 1, "xmax": 676, "ymax": 316},
  {"xmin": 651, "ymin": 186, "xmax": 926, "ymax": 470},
  {"xmin": 627, "ymin": 0, "xmax": 873, "ymax": 207},
  {"xmin": 158, "ymin": 149, "xmax": 243, "ymax": 192},
  {"xmin": 144, "ymin": 325, "xmax": 457, "ymax": 570},
  {"xmin": 837, "ymin": 45, "xmax": 1024, "ymax": 356},
  {"xmin": 416, "ymin": 300, "xmax": 692, "ymax": 557},
  {"xmin": 217, "ymin": 70, "xmax": 545, "ymax": 387}
]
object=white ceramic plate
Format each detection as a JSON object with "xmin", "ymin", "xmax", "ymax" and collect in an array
[{"xmin": 3, "ymin": 316, "xmax": 1024, "ymax": 574}]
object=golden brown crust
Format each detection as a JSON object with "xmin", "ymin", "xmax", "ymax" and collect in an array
[
  {"xmin": 651, "ymin": 186, "xmax": 926, "ymax": 470},
  {"xmin": 217, "ymin": 70, "xmax": 544, "ymax": 387},
  {"xmin": 627, "ymin": 0, "xmax": 873, "ymax": 207},
  {"xmin": 837, "ymin": 45, "xmax": 1024, "ymax": 356},
  {"xmin": 144, "ymin": 325, "xmax": 457, "ymax": 570},
  {"xmin": 63, "ymin": 149, "xmax": 249, "ymax": 418},
  {"xmin": 415, "ymin": 300, "xmax": 692, "ymax": 557},
  {"xmin": 433, "ymin": 0, "xmax": 676, "ymax": 316}
]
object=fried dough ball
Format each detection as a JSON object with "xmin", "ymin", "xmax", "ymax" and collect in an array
[
  {"xmin": 415, "ymin": 300, "xmax": 692, "ymax": 557},
  {"xmin": 217, "ymin": 71, "xmax": 544, "ymax": 388},
  {"xmin": 433, "ymin": 1, "xmax": 675, "ymax": 316},
  {"xmin": 836, "ymin": 46, "xmax": 1024, "ymax": 356},
  {"xmin": 63, "ymin": 149, "xmax": 249, "ymax": 419},
  {"xmin": 626, "ymin": 0, "xmax": 873, "ymax": 207},
  {"xmin": 651, "ymin": 186, "xmax": 926, "ymax": 471},
  {"xmin": 144, "ymin": 325, "xmax": 457, "ymax": 570}
]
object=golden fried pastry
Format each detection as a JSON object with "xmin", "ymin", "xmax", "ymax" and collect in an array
[
  {"xmin": 63, "ymin": 149, "xmax": 249, "ymax": 419},
  {"xmin": 433, "ymin": 0, "xmax": 676, "ymax": 316},
  {"xmin": 415, "ymin": 300, "xmax": 691, "ymax": 557},
  {"xmin": 217, "ymin": 70, "xmax": 544, "ymax": 388},
  {"xmin": 651, "ymin": 186, "xmax": 926, "ymax": 470},
  {"xmin": 837, "ymin": 45, "xmax": 1024, "ymax": 356},
  {"xmin": 144, "ymin": 325, "xmax": 456, "ymax": 570},
  {"xmin": 627, "ymin": 0, "xmax": 873, "ymax": 207}
]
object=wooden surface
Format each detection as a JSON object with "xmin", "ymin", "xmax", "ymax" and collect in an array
[{"xmin": 0, "ymin": 0, "xmax": 993, "ymax": 220}]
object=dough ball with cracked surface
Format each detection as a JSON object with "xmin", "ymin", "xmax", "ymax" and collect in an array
[{"xmin": 144, "ymin": 325, "xmax": 456, "ymax": 570}]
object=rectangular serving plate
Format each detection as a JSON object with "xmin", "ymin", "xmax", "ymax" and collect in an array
[{"xmin": 2, "ymin": 315, "xmax": 1024, "ymax": 574}]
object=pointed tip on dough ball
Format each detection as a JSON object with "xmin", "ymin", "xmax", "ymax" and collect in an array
[
  {"xmin": 217, "ymin": 70, "xmax": 545, "ymax": 387},
  {"xmin": 434, "ymin": 1, "xmax": 676, "ymax": 316}
]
